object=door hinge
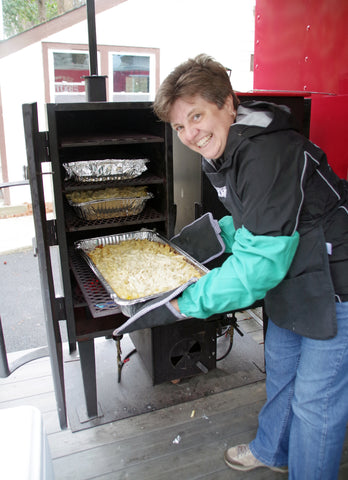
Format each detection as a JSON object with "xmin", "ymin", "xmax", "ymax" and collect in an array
[
  {"xmin": 37, "ymin": 131, "xmax": 50, "ymax": 162},
  {"xmin": 47, "ymin": 219, "xmax": 58, "ymax": 246},
  {"xmin": 56, "ymin": 298, "xmax": 67, "ymax": 321}
]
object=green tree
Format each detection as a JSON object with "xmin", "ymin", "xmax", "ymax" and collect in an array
[{"xmin": 2, "ymin": 0, "xmax": 85, "ymax": 38}]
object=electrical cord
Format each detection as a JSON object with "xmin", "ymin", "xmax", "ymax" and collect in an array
[{"xmin": 216, "ymin": 312, "xmax": 244, "ymax": 361}]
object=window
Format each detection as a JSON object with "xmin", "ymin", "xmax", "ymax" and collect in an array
[
  {"xmin": 110, "ymin": 53, "xmax": 156, "ymax": 102},
  {"xmin": 49, "ymin": 50, "xmax": 90, "ymax": 103},
  {"xmin": 43, "ymin": 43, "xmax": 159, "ymax": 103}
]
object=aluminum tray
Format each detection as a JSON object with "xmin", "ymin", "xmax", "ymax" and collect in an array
[
  {"xmin": 75, "ymin": 230, "xmax": 208, "ymax": 315},
  {"xmin": 66, "ymin": 191, "xmax": 153, "ymax": 220},
  {"xmin": 63, "ymin": 158, "xmax": 149, "ymax": 182}
]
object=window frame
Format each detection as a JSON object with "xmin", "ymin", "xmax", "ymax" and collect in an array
[
  {"xmin": 48, "ymin": 48, "xmax": 92, "ymax": 102},
  {"xmin": 108, "ymin": 51, "xmax": 156, "ymax": 102},
  {"xmin": 42, "ymin": 42, "xmax": 159, "ymax": 103}
]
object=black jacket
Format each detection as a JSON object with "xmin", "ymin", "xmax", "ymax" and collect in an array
[{"xmin": 202, "ymin": 101, "xmax": 348, "ymax": 339}]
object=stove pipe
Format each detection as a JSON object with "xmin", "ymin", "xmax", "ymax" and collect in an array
[{"xmin": 85, "ymin": 0, "xmax": 107, "ymax": 101}]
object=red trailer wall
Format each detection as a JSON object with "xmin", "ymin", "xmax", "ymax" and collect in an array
[{"xmin": 254, "ymin": 0, "xmax": 348, "ymax": 179}]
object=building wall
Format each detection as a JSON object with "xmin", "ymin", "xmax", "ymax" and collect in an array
[{"xmin": 0, "ymin": 0, "xmax": 256, "ymax": 218}]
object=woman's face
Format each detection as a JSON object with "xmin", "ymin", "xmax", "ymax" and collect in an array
[{"xmin": 170, "ymin": 95, "xmax": 235, "ymax": 160}]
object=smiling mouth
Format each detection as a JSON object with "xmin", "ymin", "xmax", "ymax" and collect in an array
[{"xmin": 196, "ymin": 134, "xmax": 212, "ymax": 148}]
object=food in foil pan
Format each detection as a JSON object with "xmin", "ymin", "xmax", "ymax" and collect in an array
[
  {"xmin": 80, "ymin": 235, "xmax": 205, "ymax": 302},
  {"xmin": 63, "ymin": 158, "xmax": 149, "ymax": 182},
  {"xmin": 66, "ymin": 186, "xmax": 153, "ymax": 220},
  {"xmin": 88, "ymin": 239, "xmax": 203, "ymax": 301}
]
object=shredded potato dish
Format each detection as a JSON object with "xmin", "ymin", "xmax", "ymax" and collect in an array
[
  {"xmin": 66, "ymin": 186, "xmax": 148, "ymax": 204},
  {"xmin": 88, "ymin": 239, "xmax": 203, "ymax": 300}
]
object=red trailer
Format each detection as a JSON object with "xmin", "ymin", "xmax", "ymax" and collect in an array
[{"xmin": 254, "ymin": 0, "xmax": 348, "ymax": 180}]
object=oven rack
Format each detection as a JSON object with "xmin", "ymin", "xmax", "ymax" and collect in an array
[
  {"xmin": 65, "ymin": 206, "xmax": 166, "ymax": 232},
  {"xmin": 63, "ymin": 173, "xmax": 164, "ymax": 191},
  {"xmin": 70, "ymin": 248, "xmax": 121, "ymax": 319},
  {"xmin": 59, "ymin": 132, "xmax": 165, "ymax": 148}
]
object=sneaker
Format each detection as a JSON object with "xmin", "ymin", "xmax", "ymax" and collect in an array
[{"xmin": 224, "ymin": 444, "xmax": 288, "ymax": 473}]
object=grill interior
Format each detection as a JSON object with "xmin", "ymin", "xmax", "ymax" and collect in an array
[
  {"xmin": 70, "ymin": 249, "xmax": 120, "ymax": 319},
  {"xmin": 65, "ymin": 206, "xmax": 165, "ymax": 232}
]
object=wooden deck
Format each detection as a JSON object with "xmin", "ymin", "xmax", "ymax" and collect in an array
[{"xmin": 1, "ymin": 316, "xmax": 348, "ymax": 480}]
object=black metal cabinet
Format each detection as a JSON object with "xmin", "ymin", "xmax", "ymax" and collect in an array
[
  {"xmin": 46, "ymin": 102, "xmax": 175, "ymax": 346},
  {"xmin": 23, "ymin": 102, "xmax": 175, "ymax": 428}
]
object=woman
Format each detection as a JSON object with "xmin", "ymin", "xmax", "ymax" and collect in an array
[{"xmin": 152, "ymin": 54, "xmax": 348, "ymax": 479}]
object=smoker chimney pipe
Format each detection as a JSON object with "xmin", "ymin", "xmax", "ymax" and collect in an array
[{"xmin": 85, "ymin": 0, "xmax": 107, "ymax": 101}]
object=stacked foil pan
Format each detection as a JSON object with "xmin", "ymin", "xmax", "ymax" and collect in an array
[
  {"xmin": 63, "ymin": 158, "xmax": 149, "ymax": 182},
  {"xmin": 66, "ymin": 187, "xmax": 153, "ymax": 221},
  {"xmin": 64, "ymin": 158, "xmax": 151, "ymax": 220}
]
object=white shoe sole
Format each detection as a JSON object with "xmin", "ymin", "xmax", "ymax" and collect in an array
[{"xmin": 224, "ymin": 451, "xmax": 288, "ymax": 473}]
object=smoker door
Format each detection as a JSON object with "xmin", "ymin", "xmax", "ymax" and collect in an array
[{"xmin": 22, "ymin": 103, "xmax": 67, "ymax": 429}]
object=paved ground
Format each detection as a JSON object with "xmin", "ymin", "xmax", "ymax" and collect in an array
[{"xmin": 0, "ymin": 215, "xmax": 50, "ymax": 353}]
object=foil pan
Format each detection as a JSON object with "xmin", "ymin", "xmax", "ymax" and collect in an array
[
  {"xmin": 75, "ymin": 230, "xmax": 208, "ymax": 315},
  {"xmin": 66, "ymin": 189, "xmax": 153, "ymax": 220},
  {"xmin": 63, "ymin": 158, "xmax": 149, "ymax": 182}
]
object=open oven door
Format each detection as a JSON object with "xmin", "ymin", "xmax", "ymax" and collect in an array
[{"xmin": 22, "ymin": 103, "xmax": 68, "ymax": 429}]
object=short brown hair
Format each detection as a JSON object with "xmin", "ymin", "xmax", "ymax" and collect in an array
[{"xmin": 153, "ymin": 54, "xmax": 239, "ymax": 123}]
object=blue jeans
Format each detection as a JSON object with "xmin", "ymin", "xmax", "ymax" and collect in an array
[{"xmin": 250, "ymin": 302, "xmax": 348, "ymax": 480}]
